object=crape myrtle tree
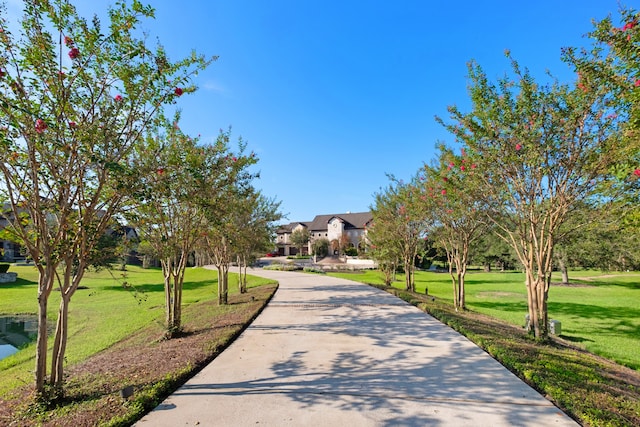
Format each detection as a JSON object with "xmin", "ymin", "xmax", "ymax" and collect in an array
[
  {"xmin": 311, "ymin": 237, "xmax": 329, "ymax": 258},
  {"xmin": 201, "ymin": 133, "xmax": 257, "ymax": 305},
  {"xmin": 232, "ymin": 189, "xmax": 282, "ymax": 293},
  {"xmin": 0, "ymin": 0, "xmax": 210, "ymax": 394},
  {"xmin": 370, "ymin": 179, "xmax": 427, "ymax": 291},
  {"xmin": 439, "ymin": 54, "xmax": 626, "ymax": 339},
  {"xmin": 418, "ymin": 145, "xmax": 485, "ymax": 311},
  {"xmin": 128, "ymin": 117, "xmax": 215, "ymax": 337}
]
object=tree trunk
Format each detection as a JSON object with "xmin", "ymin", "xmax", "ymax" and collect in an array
[
  {"xmin": 447, "ymin": 250, "xmax": 460, "ymax": 311},
  {"xmin": 458, "ymin": 270, "xmax": 465, "ymax": 310},
  {"xmin": 50, "ymin": 293, "xmax": 71, "ymax": 390},
  {"xmin": 172, "ymin": 272, "xmax": 182, "ymax": 333},
  {"xmin": 162, "ymin": 261, "xmax": 173, "ymax": 332},
  {"xmin": 560, "ymin": 261, "xmax": 569, "ymax": 284},
  {"xmin": 35, "ymin": 287, "xmax": 49, "ymax": 393},
  {"xmin": 35, "ymin": 265, "xmax": 56, "ymax": 394},
  {"xmin": 218, "ymin": 264, "xmax": 228, "ymax": 305}
]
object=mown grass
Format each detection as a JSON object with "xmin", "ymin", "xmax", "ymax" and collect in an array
[
  {"xmin": 329, "ymin": 269, "xmax": 640, "ymax": 371},
  {"xmin": 0, "ymin": 264, "xmax": 274, "ymax": 397}
]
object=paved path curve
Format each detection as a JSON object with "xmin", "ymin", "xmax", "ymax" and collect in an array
[{"xmin": 136, "ymin": 268, "xmax": 578, "ymax": 426}]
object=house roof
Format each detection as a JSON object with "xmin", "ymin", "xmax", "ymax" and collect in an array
[
  {"xmin": 276, "ymin": 221, "xmax": 311, "ymax": 233},
  {"xmin": 308, "ymin": 211, "xmax": 372, "ymax": 231}
]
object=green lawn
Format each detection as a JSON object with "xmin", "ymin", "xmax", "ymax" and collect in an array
[
  {"xmin": 329, "ymin": 269, "xmax": 640, "ymax": 370},
  {"xmin": 0, "ymin": 264, "xmax": 272, "ymax": 396}
]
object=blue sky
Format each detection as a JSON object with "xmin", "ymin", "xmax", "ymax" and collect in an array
[{"xmin": 6, "ymin": 0, "xmax": 627, "ymax": 222}]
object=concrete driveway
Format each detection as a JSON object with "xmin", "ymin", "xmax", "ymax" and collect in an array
[{"xmin": 136, "ymin": 269, "xmax": 578, "ymax": 426}]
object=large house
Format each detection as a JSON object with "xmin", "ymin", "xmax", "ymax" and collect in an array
[
  {"xmin": 276, "ymin": 211, "xmax": 373, "ymax": 256},
  {"xmin": 1, "ymin": 204, "xmax": 24, "ymax": 262}
]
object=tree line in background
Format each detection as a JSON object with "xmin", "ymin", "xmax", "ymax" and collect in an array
[
  {"xmin": 369, "ymin": 8, "xmax": 640, "ymax": 340},
  {"xmin": 0, "ymin": 0, "xmax": 281, "ymax": 400}
]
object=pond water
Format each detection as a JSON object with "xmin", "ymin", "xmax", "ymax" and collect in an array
[{"xmin": 0, "ymin": 315, "xmax": 38, "ymax": 361}]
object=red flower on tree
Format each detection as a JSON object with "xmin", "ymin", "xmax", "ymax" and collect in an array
[
  {"xmin": 114, "ymin": 94, "xmax": 123, "ymax": 102},
  {"xmin": 174, "ymin": 87, "xmax": 183, "ymax": 96},
  {"xmin": 35, "ymin": 119, "xmax": 47, "ymax": 134},
  {"xmin": 515, "ymin": 143, "xmax": 522, "ymax": 151},
  {"xmin": 0, "ymin": 68, "xmax": 5, "ymax": 78},
  {"xmin": 634, "ymin": 169, "xmax": 640, "ymax": 177},
  {"xmin": 441, "ymin": 189, "xmax": 446, "ymax": 195},
  {"xmin": 68, "ymin": 47, "xmax": 80, "ymax": 59}
]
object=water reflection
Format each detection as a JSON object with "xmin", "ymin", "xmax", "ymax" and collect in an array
[{"xmin": 0, "ymin": 315, "xmax": 38, "ymax": 361}]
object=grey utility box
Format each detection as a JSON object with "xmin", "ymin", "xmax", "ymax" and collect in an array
[
  {"xmin": 549, "ymin": 319, "xmax": 561, "ymax": 335},
  {"xmin": 525, "ymin": 315, "xmax": 561, "ymax": 335}
]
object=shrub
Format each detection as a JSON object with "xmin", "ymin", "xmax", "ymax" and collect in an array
[
  {"xmin": 262, "ymin": 264, "xmax": 301, "ymax": 271},
  {"xmin": 303, "ymin": 267, "xmax": 326, "ymax": 274},
  {"xmin": 344, "ymin": 247, "xmax": 358, "ymax": 256},
  {"xmin": 0, "ymin": 264, "xmax": 9, "ymax": 274}
]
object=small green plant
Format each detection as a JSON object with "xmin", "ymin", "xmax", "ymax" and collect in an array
[
  {"xmin": 303, "ymin": 266, "xmax": 325, "ymax": 274},
  {"xmin": 0, "ymin": 263, "xmax": 10, "ymax": 273}
]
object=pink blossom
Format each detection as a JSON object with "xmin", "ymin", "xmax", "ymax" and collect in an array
[
  {"xmin": 515, "ymin": 143, "xmax": 522, "ymax": 151},
  {"xmin": 157, "ymin": 167, "xmax": 165, "ymax": 175},
  {"xmin": 623, "ymin": 20, "xmax": 637, "ymax": 31},
  {"xmin": 68, "ymin": 47, "xmax": 80, "ymax": 59},
  {"xmin": 460, "ymin": 165, "xmax": 466, "ymax": 172},
  {"xmin": 441, "ymin": 189, "xmax": 446, "ymax": 195},
  {"xmin": 232, "ymin": 156, "xmax": 237, "ymax": 162},
  {"xmin": 69, "ymin": 121, "xmax": 77, "ymax": 128},
  {"xmin": 35, "ymin": 119, "xmax": 47, "ymax": 134},
  {"xmin": 635, "ymin": 79, "xmax": 640, "ymax": 87},
  {"xmin": 634, "ymin": 169, "xmax": 640, "ymax": 177},
  {"xmin": 0, "ymin": 68, "xmax": 5, "ymax": 78},
  {"xmin": 114, "ymin": 94, "xmax": 123, "ymax": 102},
  {"xmin": 471, "ymin": 164, "xmax": 477, "ymax": 169},
  {"xmin": 174, "ymin": 87, "xmax": 184, "ymax": 96}
]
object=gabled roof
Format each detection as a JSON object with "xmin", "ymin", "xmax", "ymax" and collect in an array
[
  {"xmin": 276, "ymin": 221, "xmax": 311, "ymax": 233},
  {"xmin": 308, "ymin": 211, "xmax": 372, "ymax": 231}
]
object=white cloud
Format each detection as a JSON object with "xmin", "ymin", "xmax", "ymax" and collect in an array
[{"xmin": 202, "ymin": 80, "xmax": 226, "ymax": 93}]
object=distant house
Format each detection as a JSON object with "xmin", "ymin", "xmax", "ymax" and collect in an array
[
  {"xmin": 1, "ymin": 202, "xmax": 140, "ymax": 264},
  {"xmin": 0, "ymin": 204, "xmax": 25, "ymax": 262},
  {"xmin": 276, "ymin": 211, "xmax": 373, "ymax": 256}
]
